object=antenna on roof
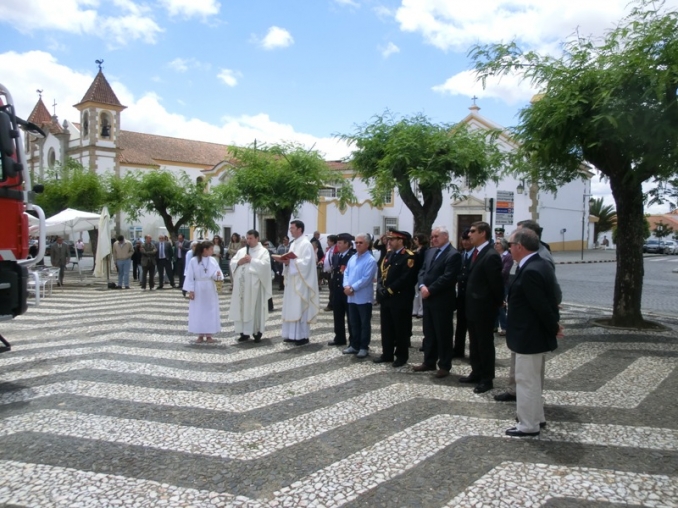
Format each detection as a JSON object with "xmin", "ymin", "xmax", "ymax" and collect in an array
[
  {"xmin": 36, "ymin": 89, "xmax": 43, "ymax": 98},
  {"xmin": 95, "ymin": 59, "xmax": 104, "ymax": 71}
]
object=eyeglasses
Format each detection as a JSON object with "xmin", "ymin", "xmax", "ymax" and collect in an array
[{"xmin": 355, "ymin": 241, "xmax": 365, "ymax": 244}]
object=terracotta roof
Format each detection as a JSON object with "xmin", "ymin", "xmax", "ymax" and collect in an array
[
  {"xmin": 646, "ymin": 214, "xmax": 678, "ymax": 231},
  {"xmin": 118, "ymin": 130, "xmax": 232, "ymax": 167},
  {"xmin": 326, "ymin": 160, "xmax": 352, "ymax": 171},
  {"xmin": 26, "ymin": 98, "xmax": 63, "ymax": 134},
  {"xmin": 75, "ymin": 71, "xmax": 124, "ymax": 108},
  {"xmin": 27, "ymin": 98, "xmax": 51, "ymax": 125}
]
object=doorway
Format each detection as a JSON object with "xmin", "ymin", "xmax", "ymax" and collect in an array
[
  {"xmin": 265, "ymin": 219, "xmax": 278, "ymax": 245},
  {"xmin": 456, "ymin": 214, "xmax": 482, "ymax": 248}
]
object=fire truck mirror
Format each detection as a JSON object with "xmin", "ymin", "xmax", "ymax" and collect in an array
[{"xmin": 0, "ymin": 110, "xmax": 18, "ymax": 179}]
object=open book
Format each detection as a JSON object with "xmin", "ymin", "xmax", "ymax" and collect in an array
[{"xmin": 272, "ymin": 251, "xmax": 297, "ymax": 261}]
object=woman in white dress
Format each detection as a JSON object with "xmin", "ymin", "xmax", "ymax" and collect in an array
[{"xmin": 183, "ymin": 241, "xmax": 223, "ymax": 343}]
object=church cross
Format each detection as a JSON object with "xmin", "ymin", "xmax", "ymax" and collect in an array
[
  {"xmin": 52, "ymin": 99, "xmax": 57, "ymax": 115},
  {"xmin": 471, "ymin": 95, "xmax": 478, "ymax": 106}
]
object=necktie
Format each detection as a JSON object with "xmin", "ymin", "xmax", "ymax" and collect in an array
[
  {"xmin": 433, "ymin": 248, "xmax": 442, "ymax": 261},
  {"xmin": 472, "ymin": 248, "xmax": 479, "ymax": 262},
  {"xmin": 160, "ymin": 243, "xmax": 164, "ymax": 258}
]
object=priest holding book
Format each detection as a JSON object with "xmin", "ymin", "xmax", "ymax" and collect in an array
[{"xmin": 273, "ymin": 220, "xmax": 319, "ymax": 346}]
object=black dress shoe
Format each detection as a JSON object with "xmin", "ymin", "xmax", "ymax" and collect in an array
[
  {"xmin": 294, "ymin": 338, "xmax": 310, "ymax": 346},
  {"xmin": 459, "ymin": 375, "xmax": 481, "ymax": 384},
  {"xmin": 237, "ymin": 334, "xmax": 250, "ymax": 342},
  {"xmin": 253, "ymin": 332, "xmax": 262, "ymax": 343},
  {"xmin": 505, "ymin": 426, "xmax": 540, "ymax": 437},
  {"xmin": 392, "ymin": 359, "xmax": 407, "ymax": 368},
  {"xmin": 473, "ymin": 382, "xmax": 493, "ymax": 394},
  {"xmin": 327, "ymin": 340, "xmax": 347, "ymax": 346},
  {"xmin": 412, "ymin": 364, "xmax": 436, "ymax": 372},
  {"xmin": 373, "ymin": 356, "xmax": 393, "ymax": 364},
  {"xmin": 283, "ymin": 338, "xmax": 294, "ymax": 343},
  {"xmin": 494, "ymin": 392, "xmax": 517, "ymax": 402}
]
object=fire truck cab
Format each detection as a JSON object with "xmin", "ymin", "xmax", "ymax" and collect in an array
[{"xmin": 0, "ymin": 83, "xmax": 46, "ymax": 352}]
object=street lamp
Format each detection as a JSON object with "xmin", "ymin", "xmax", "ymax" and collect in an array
[
  {"xmin": 516, "ymin": 180, "xmax": 525, "ymax": 195},
  {"xmin": 581, "ymin": 193, "xmax": 595, "ymax": 260}
]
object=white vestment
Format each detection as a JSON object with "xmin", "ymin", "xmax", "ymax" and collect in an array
[
  {"xmin": 228, "ymin": 243, "xmax": 273, "ymax": 335},
  {"xmin": 281, "ymin": 235, "xmax": 319, "ymax": 340},
  {"xmin": 183, "ymin": 256, "xmax": 222, "ymax": 334}
]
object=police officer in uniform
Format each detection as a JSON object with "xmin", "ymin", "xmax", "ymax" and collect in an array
[
  {"xmin": 373, "ymin": 230, "xmax": 417, "ymax": 367},
  {"xmin": 328, "ymin": 233, "xmax": 356, "ymax": 346},
  {"xmin": 454, "ymin": 228, "xmax": 474, "ymax": 358}
]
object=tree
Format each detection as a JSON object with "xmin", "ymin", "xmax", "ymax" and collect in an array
[
  {"xmin": 339, "ymin": 112, "xmax": 504, "ymax": 235},
  {"xmin": 121, "ymin": 170, "xmax": 231, "ymax": 240},
  {"xmin": 652, "ymin": 220, "xmax": 674, "ymax": 239},
  {"xmin": 34, "ymin": 158, "xmax": 128, "ymax": 259},
  {"xmin": 218, "ymin": 142, "xmax": 355, "ymax": 243},
  {"xmin": 470, "ymin": 0, "xmax": 678, "ymax": 327},
  {"xmin": 589, "ymin": 198, "xmax": 617, "ymax": 245}
]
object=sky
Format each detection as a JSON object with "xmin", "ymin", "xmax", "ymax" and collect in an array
[{"xmin": 1, "ymin": 0, "xmax": 676, "ymax": 213}]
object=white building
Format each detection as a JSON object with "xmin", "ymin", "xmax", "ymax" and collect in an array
[{"xmin": 24, "ymin": 70, "xmax": 595, "ymax": 250}]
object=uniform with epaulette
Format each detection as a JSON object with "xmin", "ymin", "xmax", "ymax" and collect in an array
[
  {"xmin": 328, "ymin": 234, "xmax": 356, "ymax": 346},
  {"xmin": 373, "ymin": 230, "xmax": 418, "ymax": 367}
]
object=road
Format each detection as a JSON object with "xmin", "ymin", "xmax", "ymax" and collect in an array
[{"xmin": 557, "ymin": 255, "xmax": 678, "ymax": 315}]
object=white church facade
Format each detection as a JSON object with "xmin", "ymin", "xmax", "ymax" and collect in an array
[{"xmin": 24, "ymin": 70, "xmax": 595, "ymax": 250}]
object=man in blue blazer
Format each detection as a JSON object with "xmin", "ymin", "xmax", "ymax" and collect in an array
[
  {"xmin": 504, "ymin": 228, "xmax": 559, "ymax": 437},
  {"xmin": 413, "ymin": 226, "xmax": 462, "ymax": 378}
]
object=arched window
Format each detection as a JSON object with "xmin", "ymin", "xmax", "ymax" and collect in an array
[
  {"xmin": 48, "ymin": 148, "xmax": 56, "ymax": 168},
  {"xmin": 100, "ymin": 112, "xmax": 111, "ymax": 138},
  {"xmin": 82, "ymin": 112, "xmax": 89, "ymax": 137}
]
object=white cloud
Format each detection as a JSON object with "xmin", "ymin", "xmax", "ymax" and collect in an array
[
  {"xmin": 432, "ymin": 69, "xmax": 537, "ymax": 105},
  {"xmin": 157, "ymin": 0, "xmax": 220, "ymax": 18},
  {"xmin": 217, "ymin": 69, "xmax": 240, "ymax": 87},
  {"xmin": 380, "ymin": 42, "xmax": 400, "ymax": 58},
  {"xmin": 394, "ymin": 0, "xmax": 678, "ymax": 52},
  {"xmin": 0, "ymin": 50, "xmax": 352, "ymax": 161},
  {"xmin": 334, "ymin": 0, "xmax": 360, "ymax": 7},
  {"xmin": 259, "ymin": 26, "xmax": 294, "ymax": 50},
  {"xmin": 168, "ymin": 57, "xmax": 211, "ymax": 73},
  {"xmin": 0, "ymin": 0, "xmax": 162, "ymax": 46}
]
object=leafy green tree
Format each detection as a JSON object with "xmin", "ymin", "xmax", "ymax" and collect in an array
[
  {"xmin": 470, "ymin": 0, "xmax": 678, "ymax": 327},
  {"xmin": 121, "ymin": 170, "xmax": 231, "ymax": 240},
  {"xmin": 589, "ymin": 198, "xmax": 617, "ymax": 245},
  {"xmin": 339, "ymin": 112, "xmax": 504, "ymax": 235},
  {"xmin": 652, "ymin": 220, "xmax": 674, "ymax": 239},
  {"xmin": 34, "ymin": 158, "xmax": 128, "ymax": 258},
  {"xmin": 219, "ymin": 142, "xmax": 355, "ymax": 244}
]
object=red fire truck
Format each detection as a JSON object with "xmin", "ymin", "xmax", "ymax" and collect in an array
[{"xmin": 0, "ymin": 83, "xmax": 46, "ymax": 352}]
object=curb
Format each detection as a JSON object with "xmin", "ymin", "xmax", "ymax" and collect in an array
[{"xmin": 555, "ymin": 259, "xmax": 617, "ymax": 265}]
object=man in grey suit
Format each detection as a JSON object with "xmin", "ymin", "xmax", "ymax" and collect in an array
[
  {"xmin": 504, "ymin": 228, "xmax": 559, "ymax": 437},
  {"xmin": 49, "ymin": 236, "xmax": 70, "ymax": 286},
  {"xmin": 413, "ymin": 226, "xmax": 462, "ymax": 378}
]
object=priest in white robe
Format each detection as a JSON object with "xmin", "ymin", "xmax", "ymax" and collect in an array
[
  {"xmin": 273, "ymin": 220, "xmax": 319, "ymax": 346},
  {"xmin": 229, "ymin": 229, "xmax": 273, "ymax": 343},
  {"xmin": 183, "ymin": 241, "xmax": 223, "ymax": 343}
]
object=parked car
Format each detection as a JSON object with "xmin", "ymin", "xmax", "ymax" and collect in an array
[
  {"xmin": 643, "ymin": 239, "xmax": 665, "ymax": 253},
  {"xmin": 662, "ymin": 240, "xmax": 678, "ymax": 255}
]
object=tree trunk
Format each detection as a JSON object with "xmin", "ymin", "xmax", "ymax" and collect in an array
[
  {"xmin": 89, "ymin": 228, "xmax": 99, "ymax": 272},
  {"xmin": 399, "ymin": 184, "xmax": 442, "ymax": 236},
  {"xmin": 275, "ymin": 209, "xmax": 293, "ymax": 245},
  {"xmin": 608, "ymin": 175, "xmax": 645, "ymax": 327}
]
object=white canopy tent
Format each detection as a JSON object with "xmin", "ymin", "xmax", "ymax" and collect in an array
[{"xmin": 43, "ymin": 208, "xmax": 101, "ymax": 279}]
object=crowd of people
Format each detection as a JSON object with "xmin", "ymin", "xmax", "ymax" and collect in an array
[{"xmin": 54, "ymin": 217, "xmax": 561, "ymax": 438}]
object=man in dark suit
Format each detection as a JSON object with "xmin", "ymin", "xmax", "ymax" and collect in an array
[
  {"xmin": 504, "ymin": 228, "xmax": 559, "ymax": 437},
  {"xmin": 454, "ymin": 229, "xmax": 474, "ymax": 358},
  {"xmin": 460, "ymin": 221, "xmax": 504, "ymax": 393},
  {"xmin": 413, "ymin": 226, "xmax": 462, "ymax": 378},
  {"xmin": 156, "ymin": 235, "xmax": 175, "ymax": 289},
  {"xmin": 328, "ymin": 233, "xmax": 355, "ymax": 346},
  {"xmin": 174, "ymin": 234, "xmax": 190, "ymax": 290},
  {"xmin": 373, "ymin": 230, "xmax": 417, "ymax": 367},
  {"xmin": 140, "ymin": 235, "xmax": 157, "ymax": 290}
]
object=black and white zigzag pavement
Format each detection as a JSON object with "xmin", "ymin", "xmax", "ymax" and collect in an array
[{"xmin": 1, "ymin": 283, "xmax": 677, "ymax": 507}]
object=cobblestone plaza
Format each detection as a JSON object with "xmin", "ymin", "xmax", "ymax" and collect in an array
[{"xmin": 0, "ymin": 277, "xmax": 677, "ymax": 507}]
